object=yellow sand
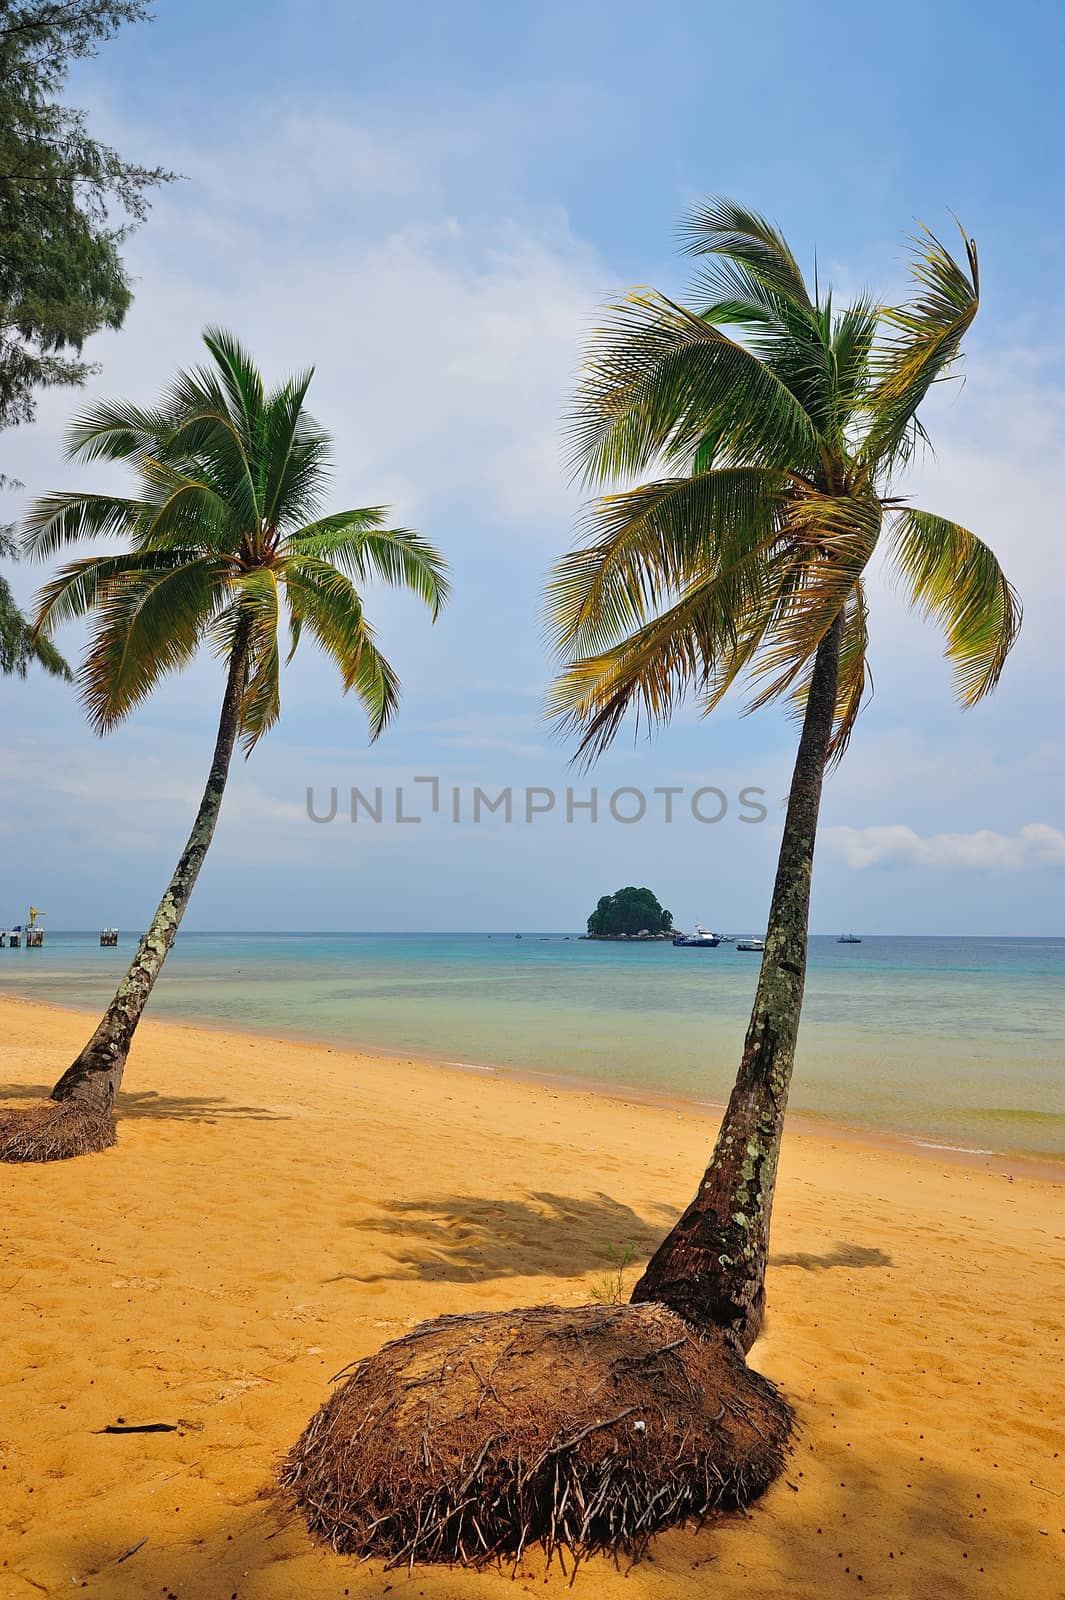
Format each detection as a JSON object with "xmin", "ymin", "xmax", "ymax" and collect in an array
[{"xmin": 1, "ymin": 995, "xmax": 1063, "ymax": 1600}]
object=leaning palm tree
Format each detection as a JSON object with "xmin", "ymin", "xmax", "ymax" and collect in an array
[
  {"xmin": 279, "ymin": 206, "xmax": 1017, "ymax": 1571},
  {"xmin": 546, "ymin": 201, "xmax": 1019, "ymax": 1354},
  {"xmin": 2, "ymin": 328, "xmax": 447, "ymax": 1157}
]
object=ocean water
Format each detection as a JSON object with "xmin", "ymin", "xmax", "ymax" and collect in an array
[{"xmin": 1, "ymin": 931, "xmax": 1062, "ymax": 1159}]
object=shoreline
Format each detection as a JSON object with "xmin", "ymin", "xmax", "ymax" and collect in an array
[{"xmin": 3, "ymin": 986, "xmax": 1063, "ymax": 1183}]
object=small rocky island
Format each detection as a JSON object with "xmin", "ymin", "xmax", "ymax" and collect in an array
[{"xmin": 581, "ymin": 886, "xmax": 676, "ymax": 941}]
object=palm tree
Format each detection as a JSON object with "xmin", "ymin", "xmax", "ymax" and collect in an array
[
  {"xmin": 547, "ymin": 201, "xmax": 1019, "ymax": 1353},
  {"xmin": 22, "ymin": 328, "xmax": 449, "ymax": 1118}
]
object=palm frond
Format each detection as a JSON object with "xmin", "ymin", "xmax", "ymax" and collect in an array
[
  {"xmin": 158, "ymin": 397, "xmax": 261, "ymax": 533},
  {"xmin": 31, "ymin": 549, "xmax": 200, "ymax": 634},
  {"xmin": 77, "ymin": 558, "xmax": 231, "ymax": 733},
  {"xmin": 546, "ymin": 467, "xmax": 787, "ymax": 660},
  {"xmin": 568, "ymin": 291, "xmax": 820, "ymax": 485},
  {"xmin": 21, "ymin": 492, "xmax": 146, "ymax": 559},
  {"xmin": 200, "ymin": 327, "xmax": 266, "ymax": 450},
  {"xmin": 787, "ymin": 578, "xmax": 871, "ymax": 764},
  {"xmin": 744, "ymin": 493, "xmax": 881, "ymax": 712},
  {"xmin": 290, "ymin": 520, "xmax": 450, "ymax": 617},
  {"xmin": 859, "ymin": 222, "xmax": 978, "ymax": 475},
  {"xmin": 63, "ymin": 399, "xmax": 170, "ymax": 466},
  {"xmin": 547, "ymin": 535, "xmax": 791, "ymax": 765},
  {"xmin": 826, "ymin": 299, "xmax": 879, "ymax": 443},
  {"xmin": 890, "ymin": 508, "xmax": 1020, "ymax": 703},
  {"xmin": 680, "ymin": 197, "xmax": 814, "ymax": 310},
  {"xmin": 551, "ymin": 201, "xmax": 1005, "ymax": 777},
  {"xmin": 282, "ymin": 555, "xmax": 401, "ymax": 739},
  {"xmin": 259, "ymin": 371, "xmax": 325, "ymax": 530},
  {"xmin": 234, "ymin": 567, "xmax": 281, "ymax": 751}
]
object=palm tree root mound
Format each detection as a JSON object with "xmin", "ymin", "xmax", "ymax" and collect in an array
[
  {"xmin": 280, "ymin": 1300, "xmax": 794, "ymax": 1569},
  {"xmin": 0, "ymin": 1101, "xmax": 117, "ymax": 1163}
]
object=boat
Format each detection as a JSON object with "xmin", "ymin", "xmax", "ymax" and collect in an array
[
  {"xmin": 837, "ymin": 933, "xmax": 862, "ymax": 944},
  {"xmin": 736, "ymin": 937, "xmax": 765, "ymax": 952},
  {"xmin": 672, "ymin": 923, "xmax": 721, "ymax": 948}
]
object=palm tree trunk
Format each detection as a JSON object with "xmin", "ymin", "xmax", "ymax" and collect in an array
[
  {"xmin": 631, "ymin": 609, "xmax": 843, "ymax": 1354},
  {"xmin": 51, "ymin": 630, "xmax": 250, "ymax": 1114}
]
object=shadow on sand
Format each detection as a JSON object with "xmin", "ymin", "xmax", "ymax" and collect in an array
[
  {"xmin": 769, "ymin": 1242, "xmax": 893, "ymax": 1271},
  {"xmin": 328, "ymin": 1192, "xmax": 894, "ymax": 1287},
  {"xmin": 329, "ymin": 1189, "xmax": 681, "ymax": 1285},
  {"xmin": 0, "ymin": 1082, "xmax": 288, "ymax": 1124}
]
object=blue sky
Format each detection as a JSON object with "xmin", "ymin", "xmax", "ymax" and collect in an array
[{"xmin": 1, "ymin": 0, "xmax": 1062, "ymax": 934}]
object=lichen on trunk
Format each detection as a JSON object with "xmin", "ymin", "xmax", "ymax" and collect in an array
[
  {"xmin": 51, "ymin": 631, "xmax": 250, "ymax": 1113},
  {"xmin": 632, "ymin": 609, "xmax": 843, "ymax": 1352}
]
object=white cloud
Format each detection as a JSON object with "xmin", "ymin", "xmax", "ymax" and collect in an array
[
  {"xmin": 827, "ymin": 821, "xmax": 1065, "ymax": 871},
  {"xmin": 10, "ymin": 114, "xmax": 609, "ymax": 541}
]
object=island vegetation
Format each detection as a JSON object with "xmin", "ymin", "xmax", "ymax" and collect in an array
[{"xmin": 585, "ymin": 884, "xmax": 673, "ymax": 938}]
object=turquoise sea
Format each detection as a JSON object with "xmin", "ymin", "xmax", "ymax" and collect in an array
[{"xmin": 1, "ymin": 932, "xmax": 1062, "ymax": 1160}]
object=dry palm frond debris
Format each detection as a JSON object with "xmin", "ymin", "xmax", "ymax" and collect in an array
[{"xmin": 0, "ymin": 1100, "xmax": 117, "ymax": 1162}]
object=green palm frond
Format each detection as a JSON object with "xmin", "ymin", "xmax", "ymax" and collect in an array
[
  {"xmin": 547, "ymin": 536, "xmax": 793, "ymax": 765},
  {"xmin": 546, "ymin": 467, "xmax": 787, "ymax": 660},
  {"xmin": 32, "ymin": 549, "xmax": 201, "ymax": 633},
  {"xmin": 159, "ymin": 394, "xmax": 261, "ymax": 534},
  {"xmin": 22, "ymin": 491, "xmax": 145, "ymax": 558},
  {"xmin": 340, "ymin": 624, "xmax": 401, "ymax": 742},
  {"xmin": 680, "ymin": 197, "xmax": 814, "ymax": 311},
  {"xmin": 199, "ymin": 327, "xmax": 265, "ymax": 451},
  {"xmin": 260, "ymin": 371, "xmax": 320, "ymax": 529},
  {"xmin": 234, "ymin": 567, "xmax": 281, "ymax": 751},
  {"xmin": 826, "ymin": 299, "xmax": 879, "ymax": 443},
  {"xmin": 290, "ymin": 518, "xmax": 450, "ymax": 617},
  {"xmin": 568, "ymin": 290, "xmax": 820, "ymax": 485},
  {"xmin": 786, "ymin": 578, "xmax": 871, "ymax": 764},
  {"xmin": 859, "ymin": 222, "xmax": 979, "ymax": 475},
  {"xmin": 63, "ymin": 399, "xmax": 171, "ymax": 466},
  {"xmin": 77, "ymin": 558, "xmax": 231, "ymax": 733},
  {"xmin": 743, "ymin": 494, "xmax": 881, "ymax": 712},
  {"xmin": 890, "ymin": 508, "xmax": 1020, "ymax": 703},
  {"xmin": 546, "ymin": 581, "xmax": 724, "ymax": 764},
  {"xmin": 829, "ymin": 579, "xmax": 871, "ymax": 761},
  {"xmin": 282, "ymin": 555, "xmax": 401, "ymax": 739}
]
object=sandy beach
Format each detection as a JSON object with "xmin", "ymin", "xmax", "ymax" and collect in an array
[{"xmin": 1, "ymin": 993, "xmax": 1063, "ymax": 1600}]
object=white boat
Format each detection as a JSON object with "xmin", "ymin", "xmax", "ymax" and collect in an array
[
  {"xmin": 736, "ymin": 937, "xmax": 765, "ymax": 952},
  {"xmin": 673, "ymin": 923, "xmax": 722, "ymax": 948}
]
